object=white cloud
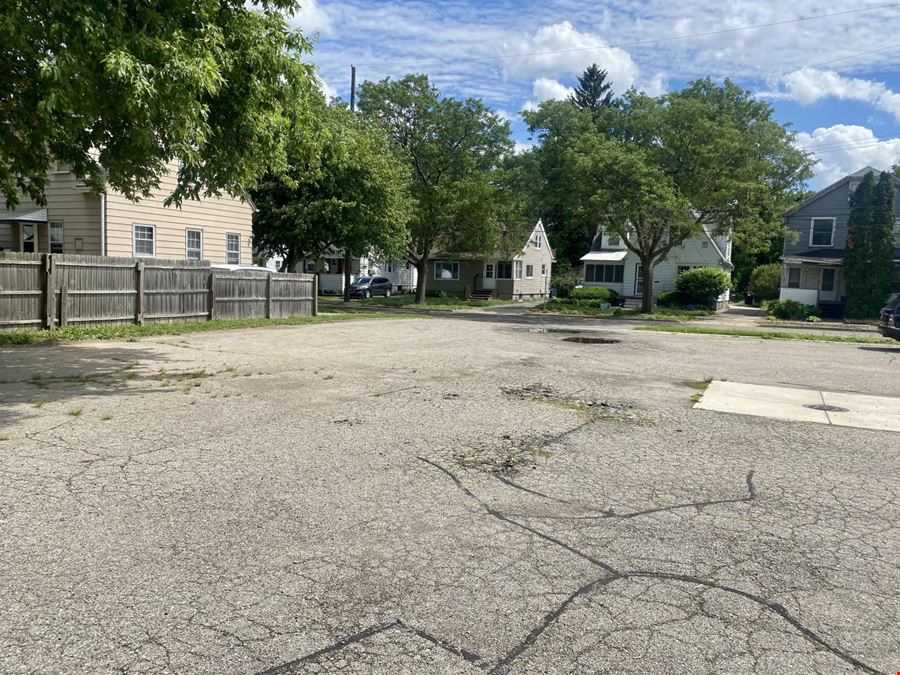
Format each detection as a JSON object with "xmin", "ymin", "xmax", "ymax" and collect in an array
[
  {"xmin": 295, "ymin": 0, "xmax": 333, "ymax": 37},
  {"xmin": 514, "ymin": 140, "xmax": 535, "ymax": 155},
  {"xmin": 521, "ymin": 78, "xmax": 575, "ymax": 113},
  {"xmin": 641, "ymin": 72, "xmax": 668, "ymax": 97},
  {"xmin": 794, "ymin": 124, "xmax": 900, "ymax": 188},
  {"xmin": 316, "ymin": 73, "xmax": 338, "ymax": 100},
  {"xmin": 771, "ymin": 69, "xmax": 900, "ymax": 122},
  {"xmin": 502, "ymin": 21, "xmax": 639, "ymax": 92}
]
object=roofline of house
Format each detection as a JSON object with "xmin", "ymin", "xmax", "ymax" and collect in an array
[{"xmin": 784, "ymin": 167, "xmax": 900, "ymax": 218}]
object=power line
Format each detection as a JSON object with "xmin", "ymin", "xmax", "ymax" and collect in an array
[{"xmin": 353, "ymin": 4, "xmax": 900, "ymax": 69}]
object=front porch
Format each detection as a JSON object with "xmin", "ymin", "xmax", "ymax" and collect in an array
[{"xmin": 780, "ymin": 257, "xmax": 844, "ymax": 314}]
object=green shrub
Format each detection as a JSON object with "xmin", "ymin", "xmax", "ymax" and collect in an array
[
  {"xmin": 553, "ymin": 278, "xmax": 576, "ymax": 299},
  {"xmin": 748, "ymin": 263, "xmax": 781, "ymax": 301},
  {"xmin": 767, "ymin": 299, "xmax": 821, "ymax": 321},
  {"xmin": 571, "ymin": 287, "xmax": 618, "ymax": 302},
  {"xmin": 657, "ymin": 291, "xmax": 686, "ymax": 308},
  {"xmin": 676, "ymin": 268, "xmax": 731, "ymax": 306}
]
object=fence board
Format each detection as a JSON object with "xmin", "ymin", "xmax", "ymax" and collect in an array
[{"xmin": 0, "ymin": 253, "xmax": 315, "ymax": 330}]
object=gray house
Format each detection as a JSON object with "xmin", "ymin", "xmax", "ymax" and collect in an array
[{"xmin": 780, "ymin": 167, "xmax": 900, "ymax": 314}]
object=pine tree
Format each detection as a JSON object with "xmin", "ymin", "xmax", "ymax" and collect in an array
[
  {"xmin": 845, "ymin": 171, "xmax": 895, "ymax": 318},
  {"xmin": 568, "ymin": 65, "xmax": 615, "ymax": 116},
  {"xmin": 869, "ymin": 172, "xmax": 896, "ymax": 315}
]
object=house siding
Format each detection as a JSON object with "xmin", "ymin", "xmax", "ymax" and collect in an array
[
  {"xmin": 105, "ymin": 163, "xmax": 253, "ymax": 264},
  {"xmin": 512, "ymin": 222, "xmax": 554, "ymax": 297},
  {"xmin": 583, "ymin": 233, "xmax": 729, "ymax": 299},
  {"xmin": 430, "ymin": 259, "xmax": 482, "ymax": 296},
  {"xmin": 45, "ymin": 171, "xmax": 103, "ymax": 254}
]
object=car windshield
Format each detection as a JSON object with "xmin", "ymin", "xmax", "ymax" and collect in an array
[{"xmin": 353, "ymin": 277, "xmax": 372, "ymax": 286}]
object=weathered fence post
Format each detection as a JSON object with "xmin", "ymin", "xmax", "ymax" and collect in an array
[
  {"xmin": 313, "ymin": 274, "xmax": 318, "ymax": 316},
  {"xmin": 59, "ymin": 287, "xmax": 68, "ymax": 327},
  {"xmin": 208, "ymin": 272, "xmax": 216, "ymax": 321},
  {"xmin": 41, "ymin": 254, "xmax": 54, "ymax": 330},
  {"xmin": 265, "ymin": 274, "xmax": 273, "ymax": 319},
  {"xmin": 135, "ymin": 261, "xmax": 145, "ymax": 325}
]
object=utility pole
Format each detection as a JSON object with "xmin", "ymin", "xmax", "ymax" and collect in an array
[{"xmin": 343, "ymin": 65, "xmax": 357, "ymax": 303}]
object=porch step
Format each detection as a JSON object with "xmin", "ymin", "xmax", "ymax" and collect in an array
[
  {"xmin": 621, "ymin": 296, "xmax": 643, "ymax": 310},
  {"xmin": 471, "ymin": 290, "xmax": 494, "ymax": 301}
]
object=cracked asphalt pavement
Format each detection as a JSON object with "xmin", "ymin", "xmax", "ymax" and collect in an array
[{"xmin": 1, "ymin": 315, "xmax": 898, "ymax": 674}]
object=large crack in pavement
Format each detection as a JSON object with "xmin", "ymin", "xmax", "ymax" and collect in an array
[{"xmin": 254, "ymin": 453, "xmax": 886, "ymax": 675}]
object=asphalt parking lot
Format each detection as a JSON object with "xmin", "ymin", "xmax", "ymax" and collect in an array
[{"xmin": 1, "ymin": 314, "xmax": 898, "ymax": 674}]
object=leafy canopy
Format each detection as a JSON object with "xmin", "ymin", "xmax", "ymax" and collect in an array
[
  {"xmin": 845, "ymin": 171, "xmax": 895, "ymax": 318},
  {"xmin": 252, "ymin": 99, "xmax": 410, "ymax": 271},
  {"xmin": 1, "ymin": 0, "xmax": 317, "ymax": 208},
  {"xmin": 358, "ymin": 74, "xmax": 515, "ymax": 300}
]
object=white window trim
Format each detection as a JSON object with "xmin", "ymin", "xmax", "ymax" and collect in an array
[
  {"xmin": 133, "ymin": 224, "xmax": 156, "ymax": 257},
  {"xmin": 514, "ymin": 260, "xmax": 523, "ymax": 280},
  {"xmin": 809, "ymin": 217, "xmax": 836, "ymax": 248},
  {"xmin": 534, "ymin": 234, "xmax": 542, "ymax": 249},
  {"xmin": 49, "ymin": 221, "xmax": 64, "ymax": 254},
  {"xmin": 186, "ymin": 228, "xmax": 203, "ymax": 261},
  {"xmin": 525, "ymin": 264, "xmax": 534, "ymax": 279},
  {"xmin": 541, "ymin": 263, "xmax": 547, "ymax": 277},
  {"xmin": 787, "ymin": 267, "xmax": 801, "ymax": 288},
  {"xmin": 433, "ymin": 260, "xmax": 460, "ymax": 281},
  {"xmin": 52, "ymin": 161, "xmax": 70, "ymax": 173},
  {"xmin": 20, "ymin": 222, "xmax": 37, "ymax": 253},
  {"xmin": 226, "ymin": 232, "xmax": 241, "ymax": 265}
]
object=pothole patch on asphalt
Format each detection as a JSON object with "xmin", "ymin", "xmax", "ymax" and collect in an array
[
  {"xmin": 804, "ymin": 403, "xmax": 850, "ymax": 413},
  {"xmin": 453, "ymin": 433, "xmax": 553, "ymax": 475},
  {"xmin": 502, "ymin": 383, "xmax": 644, "ymax": 423},
  {"xmin": 527, "ymin": 327, "xmax": 586, "ymax": 334},
  {"xmin": 562, "ymin": 336, "xmax": 621, "ymax": 344}
]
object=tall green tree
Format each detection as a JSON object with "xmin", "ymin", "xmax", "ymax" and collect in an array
[
  {"xmin": 251, "ymin": 101, "xmax": 410, "ymax": 296},
  {"xmin": 557, "ymin": 80, "xmax": 812, "ymax": 312},
  {"xmin": 358, "ymin": 74, "xmax": 513, "ymax": 302},
  {"xmin": 1, "ymin": 0, "xmax": 317, "ymax": 209},
  {"xmin": 845, "ymin": 171, "xmax": 896, "ymax": 318},
  {"xmin": 568, "ymin": 64, "xmax": 616, "ymax": 115}
]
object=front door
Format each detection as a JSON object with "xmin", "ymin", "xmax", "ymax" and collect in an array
[
  {"xmin": 483, "ymin": 262, "xmax": 496, "ymax": 290},
  {"xmin": 634, "ymin": 264, "xmax": 643, "ymax": 295},
  {"xmin": 819, "ymin": 267, "xmax": 838, "ymax": 302}
]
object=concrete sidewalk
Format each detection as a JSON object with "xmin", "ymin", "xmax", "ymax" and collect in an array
[{"xmin": 695, "ymin": 380, "xmax": 900, "ymax": 432}]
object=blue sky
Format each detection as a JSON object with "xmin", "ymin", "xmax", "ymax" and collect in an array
[{"xmin": 293, "ymin": 0, "xmax": 900, "ymax": 188}]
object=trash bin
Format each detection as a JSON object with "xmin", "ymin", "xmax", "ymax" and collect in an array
[{"xmin": 744, "ymin": 292, "xmax": 754, "ymax": 305}]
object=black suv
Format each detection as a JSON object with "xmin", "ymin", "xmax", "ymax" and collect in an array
[
  {"xmin": 349, "ymin": 276, "xmax": 393, "ymax": 299},
  {"xmin": 878, "ymin": 294, "xmax": 900, "ymax": 341}
]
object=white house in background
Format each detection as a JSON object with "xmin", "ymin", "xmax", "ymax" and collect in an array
[
  {"xmin": 580, "ymin": 226, "xmax": 733, "ymax": 305},
  {"xmin": 301, "ymin": 249, "xmax": 418, "ymax": 294}
]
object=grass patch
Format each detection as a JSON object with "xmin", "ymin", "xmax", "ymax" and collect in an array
[
  {"xmin": 100, "ymin": 412, "xmax": 113, "ymax": 421},
  {"xmin": 68, "ymin": 407, "xmax": 83, "ymax": 417},
  {"xmin": 352, "ymin": 295, "xmax": 518, "ymax": 310},
  {"xmin": 0, "ymin": 435, "xmax": 8, "ymax": 442},
  {"xmin": 686, "ymin": 378, "xmax": 713, "ymax": 403},
  {"xmin": 0, "ymin": 312, "xmax": 408, "ymax": 346},
  {"xmin": 637, "ymin": 325, "xmax": 895, "ymax": 344},
  {"xmin": 534, "ymin": 301, "xmax": 711, "ymax": 320}
]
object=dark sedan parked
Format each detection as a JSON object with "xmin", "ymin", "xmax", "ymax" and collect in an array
[
  {"xmin": 878, "ymin": 294, "xmax": 900, "ymax": 341},
  {"xmin": 349, "ymin": 276, "xmax": 393, "ymax": 299}
]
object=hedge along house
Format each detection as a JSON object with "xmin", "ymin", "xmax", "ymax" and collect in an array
[
  {"xmin": 0, "ymin": 161, "xmax": 254, "ymax": 265},
  {"xmin": 429, "ymin": 221, "xmax": 554, "ymax": 300},
  {"xmin": 580, "ymin": 225, "xmax": 733, "ymax": 307},
  {"xmin": 780, "ymin": 167, "xmax": 900, "ymax": 315}
]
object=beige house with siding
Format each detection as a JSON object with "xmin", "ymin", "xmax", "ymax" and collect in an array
[
  {"xmin": 430, "ymin": 221, "xmax": 554, "ymax": 300},
  {"xmin": 0, "ymin": 162, "xmax": 253, "ymax": 264}
]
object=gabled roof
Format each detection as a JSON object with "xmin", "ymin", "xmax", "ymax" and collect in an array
[{"xmin": 785, "ymin": 167, "xmax": 900, "ymax": 217}]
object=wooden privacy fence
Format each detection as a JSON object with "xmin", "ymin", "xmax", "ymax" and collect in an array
[{"xmin": 0, "ymin": 252, "xmax": 317, "ymax": 330}]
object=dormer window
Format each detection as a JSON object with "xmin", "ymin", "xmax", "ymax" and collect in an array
[
  {"xmin": 608, "ymin": 234, "xmax": 620, "ymax": 246},
  {"xmin": 848, "ymin": 181, "xmax": 859, "ymax": 202},
  {"xmin": 534, "ymin": 234, "xmax": 542, "ymax": 249},
  {"xmin": 810, "ymin": 218, "xmax": 835, "ymax": 247}
]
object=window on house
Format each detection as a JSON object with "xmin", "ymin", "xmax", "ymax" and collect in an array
[
  {"xmin": 304, "ymin": 260, "xmax": 316, "ymax": 273},
  {"xmin": 677, "ymin": 266, "xmax": 692, "ymax": 277},
  {"xmin": 186, "ymin": 229, "xmax": 202, "ymax": 261},
  {"xmin": 788, "ymin": 268, "xmax": 801, "ymax": 288},
  {"xmin": 541, "ymin": 263, "xmax": 547, "ymax": 277},
  {"xmin": 810, "ymin": 218, "xmax": 834, "ymax": 247},
  {"xmin": 52, "ymin": 161, "xmax": 70, "ymax": 173},
  {"xmin": 226, "ymin": 233, "xmax": 240, "ymax": 265},
  {"xmin": 585, "ymin": 264, "xmax": 624, "ymax": 283},
  {"xmin": 701, "ymin": 241, "xmax": 709, "ymax": 248},
  {"xmin": 525, "ymin": 264, "xmax": 534, "ymax": 279},
  {"xmin": 514, "ymin": 260, "xmax": 523, "ymax": 279},
  {"xmin": 133, "ymin": 225, "xmax": 155, "ymax": 257},
  {"xmin": 49, "ymin": 222, "xmax": 63, "ymax": 253},
  {"xmin": 21, "ymin": 223, "xmax": 36, "ymax": 252},
  {"xmin": 434, "ymin": 261, "xmax": 459, "ymax": 280},
  {"xmin": 607, "ymin": 234, "xmax": 621, "ymax": 246},
  {"xmin": 821, "ymin": 268, "xmax": 835, "ymax": 292},
  {"xmin": 534, "ymin": 234, "xmax": 542, "ymax": 249},
  {"xmin": 496, "ymin": 261, "xmax": 513, "ymax": 279}
]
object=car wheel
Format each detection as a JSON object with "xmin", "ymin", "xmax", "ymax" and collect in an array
[
  {"xmin": 385, "ymin": 289, "xmax": 392, "ymax": 298},
  {"xmin": 364, "ymin": 290, "xmax": 371, "ymax": 299}
]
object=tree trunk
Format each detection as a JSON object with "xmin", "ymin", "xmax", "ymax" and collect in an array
[
  {"xmin": 415, "ymin": 257, "xmax": 428, "ymax": 304},
  {"xmin": 640, "ymin": 260, "xmax": 655, "ymax": 314},
  {"xmin": 343, "ymin": 249, "xmax": 352, "ymax": 302}
]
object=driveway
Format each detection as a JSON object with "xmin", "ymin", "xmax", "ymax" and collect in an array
[{"xmin": 0, "ymin": 317, "xmax": 898, "ymax": 674}]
